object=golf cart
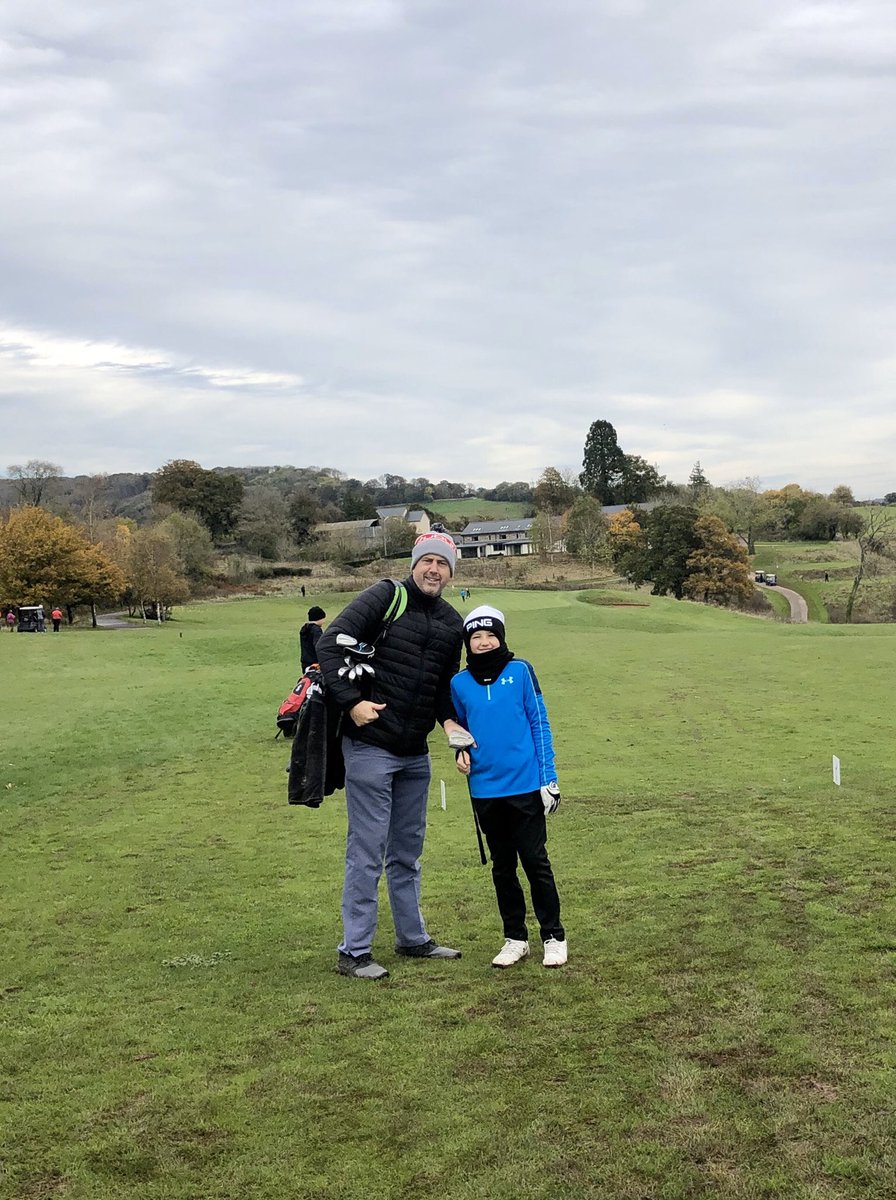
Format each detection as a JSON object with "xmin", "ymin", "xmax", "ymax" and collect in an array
[{"xmin": 17, "ymin": 605, "xmax": 46, "ymax": 633}]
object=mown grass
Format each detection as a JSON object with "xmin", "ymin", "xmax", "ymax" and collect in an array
[
  {"xmin": 753, "ymin": 542, "xmax": 841, "ymax": 624},
  {"xmin": 2, "ymin": 591, "xmax": 895, "ymax": 1199},
  {"xmin": 757, "ymin": 586, "xmax": 792, "ymax": 620}
]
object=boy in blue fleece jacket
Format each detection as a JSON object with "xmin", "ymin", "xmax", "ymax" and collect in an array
[{"xmin": 451, "ymin": 605, "xmax": 567, "ymax": 968}]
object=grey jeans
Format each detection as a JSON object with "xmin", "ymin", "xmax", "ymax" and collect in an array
[{"xmin": 338, "ymin": 737, "xmax": 432, "ymax": 957}]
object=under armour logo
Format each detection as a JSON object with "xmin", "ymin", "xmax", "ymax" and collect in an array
[{"xmin": 501, "ymin": 675, "xmax": 513, "ymax": 685}]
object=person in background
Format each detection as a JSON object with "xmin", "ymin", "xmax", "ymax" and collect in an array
[
  {"xmin": 51, "ymin": 606, "xmax": 63, "ymax": 633},
  {"xmin": 5, "ymin": 610, "xmax": 15, "ymax": 632},
  {"xmin": 299, "ymin": 606, "xmax": 326, "ymax": 670}
]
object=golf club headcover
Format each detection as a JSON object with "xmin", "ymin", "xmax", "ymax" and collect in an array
[{"xmin": 447, "ymin": 728, "xmax": 476, "ymax": 750}]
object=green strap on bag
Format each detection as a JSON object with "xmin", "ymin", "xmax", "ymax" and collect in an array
[{"xmin": 378, "ymin": 578, "xmax": 407, "ymax": 640}]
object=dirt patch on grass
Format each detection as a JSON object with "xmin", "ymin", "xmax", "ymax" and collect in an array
[
  {"xmin": 689, "ymin": 1044, "xmax": 776, "ymax": 1072},
  {"xmin": 18, "ymin": 1174, "xmax": 69, "ymax": 1199}
]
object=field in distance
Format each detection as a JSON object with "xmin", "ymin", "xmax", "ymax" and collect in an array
[{"xmin": 429, "ymin": 497, "xmax": 532, "ymax": 525}]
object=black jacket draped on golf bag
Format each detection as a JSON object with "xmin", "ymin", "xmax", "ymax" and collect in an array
[
  {"xmin": 287, "ymin": 579, "xmax": 413, "ymax": 805},
  {"xmin": 287, "ymin": 683, "xmax": 345, "ymax": 807}
]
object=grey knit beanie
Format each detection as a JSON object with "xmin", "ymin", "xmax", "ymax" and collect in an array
[{"xmin": 410, "ymin": 532, "xmax": 458, "ymax": 576}]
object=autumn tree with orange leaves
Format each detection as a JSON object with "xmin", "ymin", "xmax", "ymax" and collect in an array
[
  {"xmin": 0, "ymin": 507, "xmax": 125, "ymax": 618},
  {"xmin": 683, "ymin": 515, "xmax": 753, "ymax": 606}
]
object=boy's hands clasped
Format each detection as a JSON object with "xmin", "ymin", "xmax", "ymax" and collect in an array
[
  {"xmin": 447, "ymin": 718, "xmax": 560, "ymax": 815},
  {"xmin": 454, "ymin": 742, "xmax": 562, "ymax": 816},
  {"xmin": 448, "ymin": 725, "xmax": 476, "ymax": 776},
  {"xmin": 447, "ymin": 726, "xmax": 475, "ymax": 750}
]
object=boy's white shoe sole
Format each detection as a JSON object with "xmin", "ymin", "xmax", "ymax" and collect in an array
[
  {"xmin": 491, "ymin": 939, "xmax": 529, "ymax": 968},
  {"xmin": 542, "ymin": 937, "xmax": 568, "ymax": 968}
]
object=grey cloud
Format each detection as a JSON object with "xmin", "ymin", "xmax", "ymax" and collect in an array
[{"xmin": 1, "ymin": 0, "xmax": 895, "ymax": 492}]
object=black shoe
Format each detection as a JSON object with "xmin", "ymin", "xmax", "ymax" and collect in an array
[
  {"xmin": 395, "ymin": 938, "xmax": 461, "ymax": 959},
  {"xmin": 337, "ymin": 952, "xmax": 389, "ymax": 979}
]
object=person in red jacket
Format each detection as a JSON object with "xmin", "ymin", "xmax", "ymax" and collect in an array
[{"xmin": 51, "ymin": 607, "xmax": 63, "ymax": 632}]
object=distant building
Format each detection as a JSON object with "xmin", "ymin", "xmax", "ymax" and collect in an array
[
  {"xmin": 314, "ymin": 506, "xmax": 432, "ymax": 556},
  {"xmin": 456, "ymin": 517, "xmax": 538, "ymax": 559},
  {"xmin": 314, "ymin": 518, "xmax": 381, "ymax": 547},
  {"xmin": 318, "ymin": 501, "xmax": 660, "ymax": 560},
  {"xmin": 599, "ymin": 502, "xmax": 660, "ymax": 518},
  {"xmin": 375, "ymin": 506, "xmax": 431, "ymax": 535},
  {"xmin": 457, "ymin": 502, "xmax": 660, "ymax": 559}
]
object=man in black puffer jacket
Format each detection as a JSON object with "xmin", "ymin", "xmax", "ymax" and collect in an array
[{"xmin": 317, "ymin": 532, "xmax": 467, "ymax": 979}]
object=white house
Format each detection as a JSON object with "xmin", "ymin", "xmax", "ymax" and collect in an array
[{"xmin": 456, "ymin": 517, "xmax": 537, "ymax": 558}]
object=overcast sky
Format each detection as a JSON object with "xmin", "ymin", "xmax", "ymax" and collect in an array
[{"xmin": 1, "ymin": 0, "xmax": 894, "ymax": 494}]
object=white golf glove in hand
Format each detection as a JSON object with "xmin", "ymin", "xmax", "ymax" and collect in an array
[
  {"xmin": 540, "ymin": 781, "xmax": 561, "ymax": 815},
  {"xmin": 447, "ymin": 728, "xmax": 476, "ymax": 750}
]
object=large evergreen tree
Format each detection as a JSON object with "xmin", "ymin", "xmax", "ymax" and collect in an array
[
  {"xmin": 580, "ymin": 420, "xmax": 625, "ymax": 504},
  {"xmin": 580, "ymin": 422, "xmax": 665, "ymax": 505}
]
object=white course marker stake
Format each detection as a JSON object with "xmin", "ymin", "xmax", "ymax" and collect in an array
[
  {"xmin": 440, "ymin": 779, "xmax": 447, "ymax": 810},
  {"xmin": 832, "ymin": 756, "xmax": 841, "ymax": 787}
]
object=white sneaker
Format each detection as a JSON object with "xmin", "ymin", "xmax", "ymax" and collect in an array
[
  {"xmin": 491, "ymin": 939, "xmax": 529, "ymax": 968},
  {"xmin": 542, "ymin": 937, "xmax": 568, "ymax": 968}
]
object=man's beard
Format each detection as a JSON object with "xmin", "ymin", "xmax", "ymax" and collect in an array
[{"xmin": 417, "ymin": 574, "xmax": 446, "ymax": 596}]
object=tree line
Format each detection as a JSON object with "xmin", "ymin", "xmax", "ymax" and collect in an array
[
  {"xmin": 526, "ymin": 421, "xmax": 887, "ymax": 615},
  {"xmin": 2, "ymin": 428, "xmax": 887, "ymax": 622},
  {"xmin": 1, "ymin": 460, "xmax": 538, "ymax": 561}
]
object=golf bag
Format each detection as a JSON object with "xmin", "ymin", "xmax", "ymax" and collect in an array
[
  {"xmin": 276, "ymin": 671, "xmax": 316, "ymax": 739},
  {"xmin": 285, "ymin": 578, "xmax": 407, "ymax": 807},
  {"xmin": 287, "ymin": 681, "xmax": 345, "ymax": 807}
]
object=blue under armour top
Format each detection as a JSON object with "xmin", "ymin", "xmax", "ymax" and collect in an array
[{"xmin": 450, "ymin": 658, "xmax": 556, "ymax": 800}]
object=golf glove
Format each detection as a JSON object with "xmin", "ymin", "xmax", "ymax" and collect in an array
[
  {"xmin": 447, "ymin": 728, "xmax": 476, "ymax": 750},
  {"xmin": 540, "ymin": 781, "xmax": 561, "ymax": 815}
]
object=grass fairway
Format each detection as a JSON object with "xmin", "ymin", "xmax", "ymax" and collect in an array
[
  {"xmin": 428, "ymin": 498, "xmax": 532, "ymax": 525},
  {"xmin": 2, "ymin": 592, "xmax": 895, "ymax": 1200}
]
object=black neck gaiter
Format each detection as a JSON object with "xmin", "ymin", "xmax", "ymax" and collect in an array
[{"xmin": 466, "ymin": 645, "xmax": 514, "ymax": 686}]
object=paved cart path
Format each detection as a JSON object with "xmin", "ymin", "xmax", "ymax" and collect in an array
[
  {"xmin": 767, "ymin": 585, "xmax": 809, "ymax": 623},
  {"xmin": 94, "ymin": 611, "xmax": 144, "ymax": 630}
]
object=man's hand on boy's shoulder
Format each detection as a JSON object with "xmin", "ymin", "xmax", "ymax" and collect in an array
[{"xmin": 540, "ymin": 781, "xmax": 561, "ymax": 815}]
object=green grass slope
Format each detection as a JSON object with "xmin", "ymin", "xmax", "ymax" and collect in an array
[
  {"xmin": 753, "ymin": 529, "xmax": 896, "ymax": 623},
  {"xmin": 429, "ymin": 498, "xmax": 531, "ymax": 526},
  {"xmin": 2, "ymin": 593, "xmax": 894, "ymax": 1199}
]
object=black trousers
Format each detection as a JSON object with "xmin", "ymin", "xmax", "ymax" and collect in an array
[{"xmin": 475, "ymin": 791, "xmax": 564, "ymax": 943}]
